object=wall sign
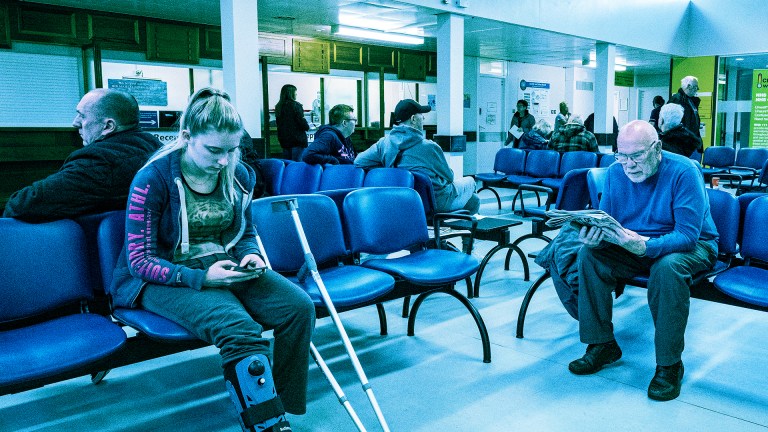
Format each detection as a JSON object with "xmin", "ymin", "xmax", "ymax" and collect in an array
[
  {"xmin": 108, "ymin": 78, "xmax": 168, "ymax": 106},
  {"xmin": 749, "ymin": 70, "xmax": 768, "ymax": 148}
]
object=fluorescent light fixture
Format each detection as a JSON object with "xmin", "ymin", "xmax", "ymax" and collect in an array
[
  {"xmin": 735, "ymin": 57, "xmax": 744, "ymax": 61},
  {"xmin": 332, "ymin": 25, "xmax": 424, "ymax": 45},
  {"xmin": 582, "ymin": 57, "xmax": 627, "ymax": 71}
]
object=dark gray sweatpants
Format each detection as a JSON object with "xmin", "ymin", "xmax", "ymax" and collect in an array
[
  {"xmin": 577, "ymin": 241, "xmax": 716, "ymax": 366},
  {"xmin": 140, "ymin": 267, "xmax": 315, "ymax": 414}
]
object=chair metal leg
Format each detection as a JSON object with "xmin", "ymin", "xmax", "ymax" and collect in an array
[
  {"xmin": 401, "ymin": 296, "xmax": 411, "ymax": 318},
  {"xmin": 91, "ymin": 370, "xmax": 111, "ymax": 384},
  {"xmin": 407, "ymin": 288, "xmax": 492, "ymax": 363},
  {"xmin": 472, "ymin": 243, "xmax": 528, "ymax": 297},
  {"xmin": 516, "ymin": 271, "xmax": 551, "ymax": 339},
  {"xmin": 376, "ymin": 303, "xmax": 388, "ymax": 336},
  {"xmin": 477, "ymin": 186, "xmax": 502, "ymax": 209},
  {"xmin": 505, "ymin": 233, "xmax": 552, "ymax": 281}
]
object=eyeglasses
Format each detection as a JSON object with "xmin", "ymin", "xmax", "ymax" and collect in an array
[
  {"xmin": 614, "ymin": 142, "xmax": 658, "ymax": 164},
  {"xmin": 345, "ymin": 117, "xmax": 357, "ymax": 124}
]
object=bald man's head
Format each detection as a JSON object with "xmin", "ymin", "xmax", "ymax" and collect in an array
[
  {"xmin": 615, "ymin": 120, "xmax": 662, "ymax": 183},
  {"xmin": 73, "ymin": 89, "xmax": 139, "ymax": 146}
]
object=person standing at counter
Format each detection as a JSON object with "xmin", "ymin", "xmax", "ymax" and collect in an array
[{"xmin": 275, "ymin": 84, "xmax": 309, "ymax": 161}]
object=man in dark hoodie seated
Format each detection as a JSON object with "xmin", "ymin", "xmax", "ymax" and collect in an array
[
  {"xmin": 658, "ymin": 103, "xmax": 702, "ymax": 158},
  {"xmin": 3, "ymin": 88, "xmax": 162, "ymax": 222},
  {"xmin": 549, "ymin": 115, "xmax": 599, "ymax": 153},
  {"xmin": 302, "ymin": 104, "xmax": 357, "ymax": 165}
]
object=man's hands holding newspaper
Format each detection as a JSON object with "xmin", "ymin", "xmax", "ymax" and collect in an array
[{"xmin": 545, "ymin": 209, "xmax": 650, "ymax": 255}]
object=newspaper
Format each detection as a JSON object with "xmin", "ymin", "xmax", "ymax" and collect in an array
[{"xmin": 544, "ymin": 209, "xmax": 623, "ymax": 232}]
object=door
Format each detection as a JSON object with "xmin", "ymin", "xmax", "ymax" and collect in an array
[{"xmin": 471, "ymin": 76, "xmax": 505, "ymax": 175}]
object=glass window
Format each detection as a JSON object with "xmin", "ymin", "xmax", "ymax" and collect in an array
[
  {"xmin": 101, "ymin": 62, "xmax": 190, "ymax": 112},
  {"xmin": 192, "ymin": 69, "xmax": 224, "ymax": 93},
  {"xmin": 715, "ymin": 54, "xmax": 768, "ymax": 148},
  {"xmin": 480, "ymin": 59, "xmax": 506, "ymax": 77},
  {"xmin": 325, "ymin": 75, "xmax": 361, "ymax": 123},
  {"xmin": 367, "ymin": 73, "xmax": 420, "ymax": 128},
  {"xmin": 267, "ymin": 66, "xmax": 320, "ymax": 127}
]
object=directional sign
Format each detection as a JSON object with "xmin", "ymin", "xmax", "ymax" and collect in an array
[{"xmin": 139, "ymin": 110, "xmax": 159, "ymax": 129}]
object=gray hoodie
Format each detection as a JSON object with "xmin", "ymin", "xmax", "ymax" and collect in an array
[{"xmin": 354, "ymin": 124, "xmax": 458, "ymax": 211}]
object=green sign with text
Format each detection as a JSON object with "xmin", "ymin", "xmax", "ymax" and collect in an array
[{"xmin": 749, "ymin": 69, "xmax": 768, "ymax": 148}]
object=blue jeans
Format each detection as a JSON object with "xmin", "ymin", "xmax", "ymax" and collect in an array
[
  {"xmin": 577, "ymin": 241, "xmax": 716, "ymax": 366},
  {"xmin": 140, "ymin": 254, "xmax": 315, "ymax": 413}
]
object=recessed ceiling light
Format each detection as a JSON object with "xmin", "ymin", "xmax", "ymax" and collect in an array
[{"xmin": 735, "ymin": 57, "xmax": 744, "ymax": 61}]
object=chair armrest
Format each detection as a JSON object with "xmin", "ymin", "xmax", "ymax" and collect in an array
[
  {"xmin": 517, "ymin": 184, "xmax": 554, "ymax": 195},
  {"xmin": 433, "ymin": 211, "xmax": 478, "ymax": 253},
  {"xmin": 727, "ymin": 166, "xmax": 758, "ymax": 176}
]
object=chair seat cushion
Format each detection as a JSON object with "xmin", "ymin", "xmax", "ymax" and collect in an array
[
  {"xmin": 0, "ymin": 314, "xmax": 126, "ymax": 386},
  {"xmin": 291, "ymin": 265, "xmax": 395, "ymax": 308},
  {"xmin": 113, "ymin": 308, "xmax": 198, "ymax": 341},
  {"xmin": 475, "ymin": 173, "xmax": 506, "ymax": 183},
  {"xmin": 540, "ymin": 177, "xmax": 564, "ymax": 191},
  {"xmin": 361, "ymin": 249, "xmax": 480, "ymax": 285},
  {"xmin": 505, "ymin": 175, "xmax": 542, "ymax": 186},
  {"xmin": 713, "ymin": 266, "xmax": 768, "ymax": 307}
]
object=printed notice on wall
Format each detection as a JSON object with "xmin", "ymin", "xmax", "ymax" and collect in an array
[
  {"xmin": 108, "ymin": 78, "xmax": 168, "ymax": 106},
  {"xmin": 749, "ymin": 70, "xmax": 768, "ymax": 148}
]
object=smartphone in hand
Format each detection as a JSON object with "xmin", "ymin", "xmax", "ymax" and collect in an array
[{"xmin": 232, "ymin": 265, "xmax": 267, "ymax": 275}]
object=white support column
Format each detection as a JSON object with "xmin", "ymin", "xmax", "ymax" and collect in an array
[
  {"xmin": 594, "ymin": 42, "xmax": 616, "ymax": 146},
  {"xmin": 436, "ymin": 13, "xmax": 464, "ymax": 176},
  {"xmin": 220, "ymin": 0, "xmax": 262, "ymax": 137}
]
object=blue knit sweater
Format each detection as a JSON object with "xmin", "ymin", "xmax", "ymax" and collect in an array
[{"xmin": 600, "ymin": 151, "xmax": 718, "ymax": 259}]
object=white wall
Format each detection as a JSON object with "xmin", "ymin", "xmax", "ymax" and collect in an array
[
  {"xmin": 686, "ymin": 0, "xmax": 768, "ymax": 56},
  {"xmin": 571, "ymin": 67, "xmax": 595, "ymax": 120},
  {"xmin": 506, "ymin": 62, "xmax": 567, "ymax": 130}
]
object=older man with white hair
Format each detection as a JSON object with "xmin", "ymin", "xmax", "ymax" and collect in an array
[
  {"xmin": 658, "ymin": 103, "xmax": 703, "ymax": 157},
  {"xmin": 568, "ymin": 120, "xmax": 718, "ymax": 402},
  {"xmin": 669, "ymin": 75, "xmax": 702, "ymax": 141}
]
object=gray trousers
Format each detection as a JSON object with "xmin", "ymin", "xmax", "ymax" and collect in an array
[
  {"xmin": 140, "ymin": 267, "xmax": 315, "ymax": 414},
  {"xmin": 577, "ymin": 241, "xmax": 716, "ymax": 366}
]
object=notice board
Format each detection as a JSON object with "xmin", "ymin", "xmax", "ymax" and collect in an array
[{"xmin": 108, "ymin": 78, "xmax": 168, "ymax": 106}]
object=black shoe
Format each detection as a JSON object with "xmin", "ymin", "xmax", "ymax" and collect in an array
[
  {"xmin": 648, "ymin": 361, "xmax": 684, "ymax": 401},
  {"xmin": 568, "ymin": 340, "xmax": 622, "ymax": 375}
]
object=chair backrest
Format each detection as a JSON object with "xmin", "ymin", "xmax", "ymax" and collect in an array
[
  {"xmin": 586, "ymin": 167, "xmax": 608, "ymax": 208},
  {"xmin": 96, "ymin": 211, "xmax": 127, "ymax": 291},
  {"xmin": 494, "ymin": 148, "xmax": 526, "ymax": 175},
  {"xmin": 559, "ymin": 151, "xmax": 598, "ymax": 177},
  {"xmin": 758, "ymin": 158, "xmax": 768, "ymax": 186},
  {"xmin": 344, "ymin": 187, "xmax": 429, "ymax": 255},
  {"xmin": 251, "ymin": 194, "xmax": 347, "ymax": 272},
  {"xmin": 598, "ymin": 153, "xmax": 616, "ymax": 168},
  {"xmin": 702, "ymin": 146, "xmax": 735, "ymax": 168},
  {"xmin": 281, "ymin": 161, "xmax": 322, "ymax": 195},
  {"xmin": 412, "ymin": 171, "xmax": 437, "ymax": 220},
  {"xmin": 363, "ymin": 167, "xmax": 415, "ymax": 188},
  {"xmin": 523, "ymin": 150, "xmax": 560, "ymax": 178},
  {"xmin": 74, "ymin": 210, "xmax": 124, "ymax": 296},
  {"xmin": 259, "ymin": 158, "xmax": 286, "ymax": 196},
  {"xmin": 740, "ymin": 196, "xmax": 768, "ymax": 262},
  {"xmin": 554, "ymin": 168, "xmax": 591, "ymax": 211},
  {"xmin": 737, "ymin": 193, "xmax": 767, "ymax": 244},
  {"xmin": 706, "ymin": 188, "xmax": 740, "ymax": 257},
  {"xmin": 734, "ymin": 147, "xmax": 768, "ymax": 170},
  {"xmin": 319, "ymin": 164, "xmax": 365, "ymax": 190},
  {"xmin": 0, "ymin": 219, "xmax": 94, "ymax": 323}
]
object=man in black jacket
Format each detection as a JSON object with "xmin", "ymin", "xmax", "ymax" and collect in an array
[
  {"xmin": 3, "ymin": 88, "xmax": 162, "ymax": 222},
  {"xmin": 669, "ymin": 76, "xmax": 702, "ymax": 143},
  {"xmin": 302, "ymin": 104, "xmax": 356, "ymax": 165}
]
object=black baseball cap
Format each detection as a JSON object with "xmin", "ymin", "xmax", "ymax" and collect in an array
[{"xmin": 393, "ymin": 99, "xmax": 431, "ymax": 124}]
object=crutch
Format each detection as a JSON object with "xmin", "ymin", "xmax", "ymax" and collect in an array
[
  {"xmin": 254, "ymin": 231, "xmax": 367, "ymax": 432},
  {"xmin": 270, "ymin": 198, "xmax": 391, "ymax": 432}
]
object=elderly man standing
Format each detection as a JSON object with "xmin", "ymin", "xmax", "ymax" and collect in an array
[
  {"xmin": 669, "ymin": 75, "xmax": 702, "ymax": 141},
  {"xmin": 355, "ymin": 98, "xmax": 479, "ymax": 214},
  {"xmin": 568, "ymin": 120, "xmax": 718, "ymax": 401},
  {"xmin": 3, "ymin": 88, "xmax": 161, "ymax": 222}
]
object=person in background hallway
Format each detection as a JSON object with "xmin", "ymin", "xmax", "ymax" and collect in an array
[
  {"xmin": 669, "ymin": 76, "xmax": 702, "ymax": 141},
  {"xmin": 302, "ymin": 104, "xmax": 357, "ymax": 165},
  {"xmin": 2, "ymin": 88, "xmax": 161, "ymax": 222},
  {"xmin": 275, "ymin": 84, "xmax": 309, "ymax": 161},
  {"xmin": 648, "ymin": 95, "xmax": 665, "ymax": 133},
  {"xmin": 658, "ymin": 103, "xmax": 703, "ymax": 158},
  {"xmin": 554, "ymin": 101, "xmax": 570, "ymax": 135},
  {"xmin": 504, "ymin": 99, "xmax": 535, "ymax": 148},
  {"xmin": 549, "ymin": 116, "xmax": 598, "ymax": 153},
  {"xmin": 109, "ymin": 88, "xmax": 314, "ymax": 431},
  {"xmin": 519, "ymin": 119, "xmax": 552, "ymax": 151},
  {"xmin": 355, "ymin": 98, "xmax": 479, "ymax": 215},
  {"xmin": 584, "ymin": 112, "xmax": 619, "ymax": 150},
  {"xmin": 568, "ymin": 120, "xmax": 717, "ymax": 402}
]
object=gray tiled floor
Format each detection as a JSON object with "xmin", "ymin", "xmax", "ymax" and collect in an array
[{"xmin": 2, "ymin": 193, "xmax": 767, "ymax": 432}]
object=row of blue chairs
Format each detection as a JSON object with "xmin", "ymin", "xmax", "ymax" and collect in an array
[
  {"xmin": 0, "ymin": 187, "xmax": 490, "ymax": 398},
  {"xmin": 475, "ymin": 149, "xmax": 611, "ymax": 211},
  {"xmin": 700, "ymin": 146, "xmax": 768, "ymax": 189}
]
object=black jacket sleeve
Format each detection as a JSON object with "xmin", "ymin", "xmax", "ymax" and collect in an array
[{"xmin": 302, "ymin": 131, "xmax": 342, "ymax": 165}]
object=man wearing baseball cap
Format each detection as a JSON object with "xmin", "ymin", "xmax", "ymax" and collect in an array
[{"xmin": 355, "ymin": 98, "xmax": 479, "ymax": 215}]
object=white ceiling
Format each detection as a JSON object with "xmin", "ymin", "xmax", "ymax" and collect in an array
[{"xmin": 25, "ymin": 0, "xmax": 675, "ymax": 74}]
